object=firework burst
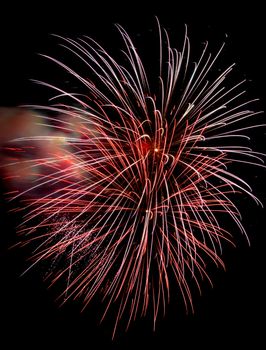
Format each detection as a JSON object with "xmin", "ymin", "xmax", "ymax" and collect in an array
[{"xmin": 8, "ymin": 20, "xmax": 264, "ymax": 336}]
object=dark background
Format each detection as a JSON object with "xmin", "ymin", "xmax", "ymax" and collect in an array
[{"xmin": 0, "ymin": 2, "xmax": 265, "ymax": 349}]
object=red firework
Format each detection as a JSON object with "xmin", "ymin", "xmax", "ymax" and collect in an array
[{"xmin": 6, "ymin": 20, "xmax": 264, "ymax": 336}]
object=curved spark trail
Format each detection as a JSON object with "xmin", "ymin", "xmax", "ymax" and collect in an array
[{"xmin": 7, "ymin": 20, "xmax": 265, "ymax": 336}]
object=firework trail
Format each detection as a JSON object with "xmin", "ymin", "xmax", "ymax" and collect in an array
[{"xmin": 6, "ymin": 20, "xmax": 264, "ymax": 335}]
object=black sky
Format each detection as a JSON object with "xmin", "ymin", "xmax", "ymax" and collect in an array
[{"xmin": 0, "ymin": 2, "xmax": 265, "ymax": 349}]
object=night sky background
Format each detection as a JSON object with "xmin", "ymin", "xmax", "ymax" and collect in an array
[{"xmin": 0, "ymin": 2, "xmax": 265, "ymax": 349}]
